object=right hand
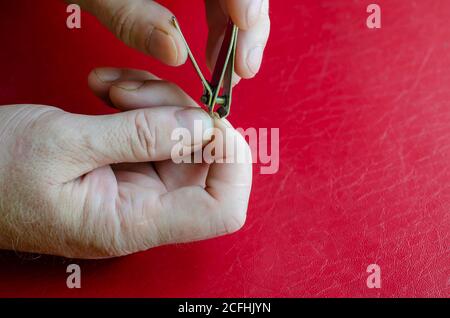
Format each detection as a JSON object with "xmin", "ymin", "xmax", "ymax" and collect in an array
[{"xmin": 68, "ymin": 0, "xmax": 270, "ymax": 79}]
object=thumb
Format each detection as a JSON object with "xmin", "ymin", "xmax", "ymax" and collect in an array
[
  {"xmin": 72, "ymin": 0, "xmax": 187, "ymax": 66},
  {"xmin": 56, "ymin": 107, "xmax": 213, "ymax": 180}
]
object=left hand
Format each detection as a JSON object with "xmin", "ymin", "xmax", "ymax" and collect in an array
[{"xmin": 0, "ymin": 67, "xmax": 253, "ymax": 258}]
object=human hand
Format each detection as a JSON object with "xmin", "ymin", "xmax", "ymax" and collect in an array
[
  {"xmin": 69, "ymin": 0, "xmax": 270, "ymax": 80},
  {"xmin": 0, "ymin": 67, "xmax": 252, "ymax": 259}
]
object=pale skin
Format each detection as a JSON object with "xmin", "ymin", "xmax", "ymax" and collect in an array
[
  {"xmin": 70, "ymin": 0, "xmax": 271, "ymax": 80},
  {"xmin": 0, "ymin": 0, "xmax": 269, "ymax": 258}
]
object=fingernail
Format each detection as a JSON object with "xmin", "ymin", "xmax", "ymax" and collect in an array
[
  {"xmin": 114, "ymin": 81, "xmax": 145, "ymax": 91},
  {"xmin": 246, "ymin": 46, "xmax": 264, "ymax": 76},
  {"xmin": 247, "ymin": 0, "xmax": 263, "ymax": 28},
  {"xmin": 232, "ymin": 72, "xmax": 241, "ymax": 87},
  {"xmin": 148, "ymin": 28, "xmax": 179, "ymax": 66},
  {"xmin": 95, "ymin": 68, "xmax": 122, "ymax": 82},
  {"xmin": 175, "ymin": 108, "xmax": 214, "ymax": 145},
  {"xmin": 218, "ymin": 117, "xmax": 234, "ymax": 129}
]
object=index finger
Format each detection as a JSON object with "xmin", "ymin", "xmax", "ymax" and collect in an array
[
  {"xmin": 225, "ymin": 0, "xmax": 264, "ymax": 30},
  {"xmin": 206, "ymin": 0, "xmax": 270, "ymax": 79}
]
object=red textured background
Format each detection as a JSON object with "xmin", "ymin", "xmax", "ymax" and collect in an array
[{"xmin": 0, "ymin": 0, "xmax": 449, "ymax": 297}]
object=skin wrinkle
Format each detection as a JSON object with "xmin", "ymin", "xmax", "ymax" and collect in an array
[
  {"xmin": 143, "ymin": 195, "xmax": 166, "ymax": 249},
  {"xmin": 113, "ymin": 81, "xmax": 146, "ymax": 91},
  {"xmin": 75, "ymin": 178, "xmax": 117, "ymax": 257},
  {"xmin": 93, "ymin": 68, "xmax": 121, "ymax": 83},
  {"xmin": 72, "ymin": 0, "xmax": 269, "ymax": 77},
  {"xmin": 114, "ymin": 182, "xmax": 143, "ymax": 254},
  {"xmin": 113, "ymin": 190, "xmax": 139, "ymax": 255},
  {"xmin": 123, "ymin": 8, "xmax": 140, "ymax": 48},
  {"xmin": 0, "ymin": 107, "xmax": 27, "ymax": 142},
  {"xmin": 0, "ymin": 0, "xmax": 269, "ymax": 259},
  {"xmin": 103, "ymin": 1, "xmax": 133, "ymax": 39},
  {"xmin": 112, "ymin": 3, "xmax": 133, "ymax": 46},
  {"xmin": 151, "ymin": 162, "xmax": 169, "ymax": 193},
  {"xmin": 0, "ymin": 108, "xmax": 84, "ymax": 256},
  {"xmin": 133, "ymin": 111, "xmax": 157, "ymax": 161},
  {"xmin": 0, "ymin": 68, "xmax": 252, "ymax": 258},
  {"xmin": 94, "ymin": 0, "xmax": 179, "ymax": 64},
  {"xmin": 148, "ymin": 26, "xmax": 179, "ymax": 65},
  {"xmin": 158, "ymin": 192, "xmax": 175, "ymax": 244}
]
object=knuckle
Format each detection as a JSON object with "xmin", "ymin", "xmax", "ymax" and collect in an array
[
  {"xmin": 222, "ymin": 209, "xmax": 247, "ymax": 234},
  {"xmin": 143, "ymin": 25, "xmax": 156, "ymax": 55},
  {"xmin": 110, "ymin": 2, "xmax": 138, "ymax": 47},
  {"xmin": 132, "ymin": 111, "xmax": 157, "ymax": 159}
]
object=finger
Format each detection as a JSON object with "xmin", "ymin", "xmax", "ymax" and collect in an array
[
  {"xmin": 153, "ymin": 118, "xmax": 253, "ymax": 245},
  {"xmin": 53, "ymin": 106, "xmax": 214, "ymax": 180},
  {"xmin": 112, "ymin": 162, "xmax": 167, "ymax": 190},
  {"xmin": 204, "ymin": 118, "xmax": 253, "ymax": 218},
  {"xmin": 205, "ymin": 0, "xmax": 228, "ymax": 72},
  {"xmin": 205, "ymin": 28, "xmax": 241, "ymax": 86},
  {"xmin": 110, "ymin": 80, "xmax": 197, "ymax": 110},
  {"xmin": 88, "ymin": 67, "xmax": 197, "ymax": 110},
  {"xmin": 204, "ymin": 2, "xmax": 241, "ymax": 85},
  {"xmin": 205, "ymin": 0, "xmax": 270, "ymax": 79},
  {"xmin": 95, "ymin": 69, "xmax": 208, "ymax": 189},
  {"xmin": 72, "ymin": 0, "xmax": 187, "ymax": 66},
  {"xmin": 224, "ymin": 0, "xmax": 264, "ymax": 30},
  {"xmin": 154, "ymin": 157, "xmax": 210, "ymax": 191},
  {"xmin": 88, "ymin": 67, "xmax": 159, "ymax": 104},
  {"xmin": 234, "ymin": 0, "xmax": 270, "ymax": 78}
]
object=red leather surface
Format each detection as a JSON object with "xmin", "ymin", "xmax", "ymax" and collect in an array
[{"xmin": 0, "ymin": 0, "xmax": 449, "ymax": 297}]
